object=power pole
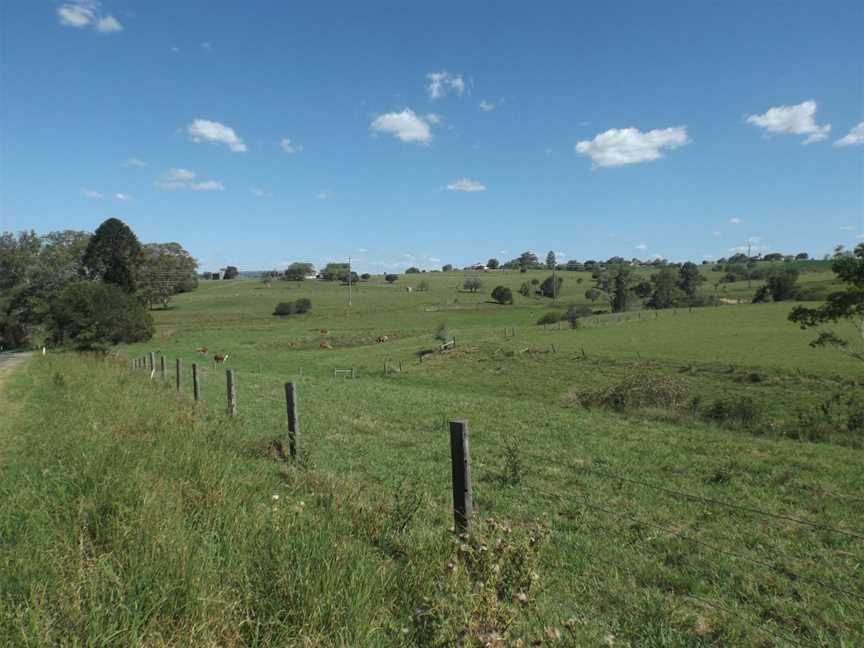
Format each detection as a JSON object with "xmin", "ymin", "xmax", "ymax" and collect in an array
[
  {"xmin": 347, "ymin": 256, "xmax": 352, "ymax": 307},
  {"xmin": 747, "ymin": 241, "xmax": 752, "ymax": 290}
]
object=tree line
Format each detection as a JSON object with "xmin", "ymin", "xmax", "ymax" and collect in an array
[{"xmin": 0, "ymin": 218, "xmax": 197, "ymax": 350}]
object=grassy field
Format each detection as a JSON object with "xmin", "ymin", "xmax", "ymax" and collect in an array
[{"xmin": 3, "ymin": 268, "xmax": 863, "ymax": 646}]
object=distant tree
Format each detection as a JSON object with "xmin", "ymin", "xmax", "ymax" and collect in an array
[
  {"xmin": 138, "ymin": 242, "xmax": 198, "ymax": 309},
  {"xmin": 463, "ymin": 277, "xmax": 482, "ymax": 292},
  {"xmin": 565, "ymin": 260, "xmax": 583, "ymax": 271},
  {"xmin": 223, "ymin": 266, "xmax": 240, "ymax": 280},
  {"xmin": 321, "ymin": 263, "xmax": 350, "ymax": 281},
  {"xmin": 273, "ymin": 301, "xmax": 296, "ymax": 316},
  {"xmin": 340, "ymin": 271, "xmax": 359, "ymax": 286},
  {"xmin": 795, "ymin": 252, "xmax": 809, "ymax": 260},
  {"xmin": 585, "ymin": 288, "xmax": 603, "ymax": 303},
  {"xmin": 360, "ymin": 273, "xmax": 371, "ymax": 280},
  {"xmin": 518, "ymin": 251, "xmax": 540, "ymax": 270},
  {"xmin": 606, "ymin": 256, "xmax": 626, "ymax": 265},
  {"xmin": 754, "ymin": 267, "xmax": 800, "ymax": 302},
  {"xmin": 406, "ymin": 266, "xmax": 421, "ymax": 274},
  {"xmin": 539, "ymin": 275, "xmax": 563, "ymax": 298},
  {"xmin": 284, "ymin": 262, "xmax": 315, "ymax": 281},
  {"xmin": 647, "ymin": 266, "xmax": 684, "ymax": 309},
  {"xmin": 442, "ymin": 264, "xmax": 454, "ymax": 272},
  {"xmin": 677, "ymin": 261, "xmax": 705, "ymax": 301},
  {"xmin": 385, "ymin": 274, "xmax": 398, "ymax": 284},
  {"xmin": 545, "ymin": 251, "xmax": 556, "ymax": 270},
  {"xmin": 48, "ymin": 282, "xmax": 153, "ymax": 349},
  {"xmin": 81, "ymin": 217, "xmax": 142, "ymax": 293},
  {"xmin": 634, "ymin": 280, "xmax": 653, "ymax": 299},
  {"xmin": 565, "ymin": 304, "xmax": 592, "ymax": 329},
  {"xmin": 486, "ymin": 258, "xmax": 500, "ymax": 269},
  {"xmin": 611, "ymin": 266, "xmax": 635, "ymax": 312},
  {"xmin": 763, "ymin": 253, "xmax": 784, "ymax": 262},
  {"xmin": 201, "ymin": 272, "xmax": 213, "ymax": 280},
  {"xmin": 418, "ymin": 279, "xmax": 430, "ymax": 292},
  {"xmin": 294, "ymin": 297, "xmax": 312, "ymax": 313},
  {"xmin": 790, "ymin": 244, "xmax": 864, "ymax": 361},
  {"xmin": 519, "ymin": 282, "xmax": 531, "ymax": 297},
  {"xmin": 491, "ymin": 285, "xmax": 514, "ymax": 305}
]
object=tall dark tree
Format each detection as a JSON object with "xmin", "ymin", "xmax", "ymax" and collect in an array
[
  {"xmin": 545, "ymin": 251, "xmax": 557, "ymax": 270},
  {"xmin": 222, "ymin": 265, "xmax": 240, "ymax": 279},
  {"xmin": 486, "ymin": 258, "xmax": 500, "ymax": 269},
  {"xmin": 611, "ymin": 266, "xmax": 635, "ymax": 312},
  {"xmin": 647, "ymin": 266, "xmax": 684, "ymax": 309},
  {"xmin": 790, "ymin": 244, "xmax": 864, "ymax": 360},
  {"xmin": 81, "ymin": 218, "xmax": 142, "ymax": 293},
  {"xmin": 677, "ymin": 262, "xmax": 704, "ymax": 301}
]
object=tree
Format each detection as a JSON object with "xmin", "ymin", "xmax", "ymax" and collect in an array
[
  {"xmin": 81, "ymin": 218, "xmax": 142, "ymax": 292},
  {"xmin": 585, "ymin": 288, "xmax": 603, "ymax": 304},
  {"xmin": 565, "ymin": 304, "xmax": 592, "ymax": 329},
  {"xmin": 611, "ymin": 266, "xmax": 635, "ymax": 312},
  {"xmin": 360, "ymin": 273, "xmax": 371, "ymax": 280},
  {"xmin": 634, "ymin": 280, "xmax": 653, "ymax": 299},
  {"xmin": 321, "ymin": 263, "xmax": 349, "ymax": 281},
  {"xmin": 795, "ymin": 252, "xmax": 809, "ymax": 260},
  {"xmin": 442, "ymin": 264, "xmax": 454, "ymax": 272},
  {"xmin": 463, "ymin": 278, "xmax": 482, "ymax": 292},
  {"xmin": 385, "ymin": 274, "xmax": 398, "ymax": 284},
  {"xmin": 755, "ymin": 267, "xmax": 800, "ymax": 302},
  {"xmin": 545, "ymin": 251, "xmax": 556, "ymax": 270},
  {"xmin": 677, "ymin": 262, "xmax": 704, "ymax": 301},
  {"xmin": 486, "ymin": 258, "xmax": 500, "ymax": 269},
  {"xmin": 491, "ymin": 286, "xmax": 513, "ymax": 304},
  {"xmin": 273, "ymin": 301, "xmax": 296, "ymax": 316},
  {"xmin": 48, "ymin": 282, "xmax": 153, "ymax": 349},
  {"xmin": 223, "ymin": 266, "xmax": 240, "ymax": 280},
  {"xmin": 406, "ymin": 266, "xmax": 421, "ymax": 274},
  {"xmin": 284, "ymin": 262, "xmax": 315, "ymax": 281},
  {"xmin": 515, "ymin": 251, "xmax": 539, "ymax": 270},
  {"xmin": 647, "ymin": 266, "xmax": 684, "ymax": 309},
  {"xmin": 539, "ymin": 275, "xmax": 563, "ymax": 298},
  {"xmin": 790, "ymin": 244, "xmax": 864, "ymax": 361},
  {"xmin": 519, "ymin": 282, "xmax": 531, "ymax": 297},
  {"xmin": 138, "ymin": 242, "xmax": 198, "ymax": 309},
  {"xmin": 294, "ymin": 297, "xmax": 312, "ymax": 313},
  {"xmin": 763, "ymin": 253, "xmax": 784, "ymax": 262}
]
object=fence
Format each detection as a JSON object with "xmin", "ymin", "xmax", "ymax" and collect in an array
[{"xmin": 123, "ymin": 349, "xmax": 863, "ymax": 645}]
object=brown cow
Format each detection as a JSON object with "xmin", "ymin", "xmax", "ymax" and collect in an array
[
  {"xmin": 319, "ymin": 329, "xmax": 329, "ymax": 336},
  {"xmin": 319, "ymin": 341, "xmax": 333, "ymax": 350},
  {"xmin": 375, "ymin": 335, "xmax": 389, "ymax": 344},
  {"xmin": 196, "ymin": 346, "xmax": 209, "ymax": 355},
  {"xmin": 214, "ymin": 353, "xmax": 229, "ymax": 364}
]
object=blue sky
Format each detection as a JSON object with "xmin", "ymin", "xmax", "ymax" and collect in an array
[{"xmin": 1, "ymin": 1, "xmax": 862, "ymax": 272}]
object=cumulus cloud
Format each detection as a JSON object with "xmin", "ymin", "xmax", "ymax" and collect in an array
[
  {"xmin": 370, "ymin": 109, "xmax": 434, "ymax": 144},
  {"xmin": 250, "ymin": 187, "xmax": 271, "ymax": 198},
  {"xmin": 57, "ymin": 1, "xmax": 123, "ymax": 33},
  {"xmin": 426, "ymin": 70, "xmax": 466, "ymax": 100},
  {"xmin": 187, "ymin": 118, "xmax": 247, "ymax": 152},
  {"xmin": 317, "ymin": 190, "xmax": 333, "ymax": 200},
  {"xmin": 81, "ymin": 188, "xmax": 104, "ymax": 199},
  {"xmin": 113, "ymin": 192, "xmax": 132, "ymax": 201},
  {"xmin": 835, "ymin": 122, "xmax": 864, "ymax": 147},
  {"xmin": 575, "ymin": 126, "xmax": 689, "ymax": 167},
  {"xmin": 446, "ymin": 178, "xmax": 487, "ymax": 192},
  {"xmin": 634, "ymin": 243, "xmax": 648, "ymax": 251},
  {"xmin": 280, "ymin": 138, "xmax": 302, "ymax": 154},
  {"xmin": 479, "ymin": 100, "xmax": 496, "ymax": 112},
  {"xmin": 123, "ymin": 157, "xmax": 147, "ymax": 168},
  {"xmin": 155, "ymin": 168, "xmax": 223, "ymax": 191},
  {"xmin": 746, "ymin": 100, "xmax": 830, "ymax": 144},
  {"xmin": 729, "ymin": 217, "xmax": 742, "ymax": 224}
]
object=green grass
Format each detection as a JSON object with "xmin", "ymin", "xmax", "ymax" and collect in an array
[{"xmin": 3, "ymin": 270, "xmax": 863, "ymax": 646}]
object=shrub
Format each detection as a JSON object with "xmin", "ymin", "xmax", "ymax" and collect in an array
[
  {"xmin": 519, "ymin": 282, "xmax": 530, "ymax": 297},
  {"xmin": 293, "ymin": 298, "xmax": 312, "ymax": 314},
  {"xmin": 703, "ymin": 397, "xmax": 763, "ymax": 428},
  {"xmin": 564, "ymin": 304, "xmax": 592, "ymax": 329},
  {"xmin": 536, "ymin": 312, "xmax": 561, "ymax": 326},
  {"xmin": 360, "ymin": 273, "xmax": 371, "ymax": 280},
  {"xmin": 273, "ymin": 301, "xmax": 296, "ymax": 316},
  {"xmin": 491, "ymin": 286, "xmax": 513, "ymax": 305},
  {"xmin": 568, "ymin": 374, "xmax": 691, "ymax": 412},
  {"xmin": 435, "ymin": 322, "xmax": 449, "ymax": 342},
  {"xmin": 48, "ymin": 281, "xmax": 153, "ymax": 349},
  {"xmin": 385, "ymin": 274, "xmax": 398, "ymax": 284},
  {"xmin": 406, "ymin": 267, "xmax": 421, "ymax": 274},
  {"xmin": 463, "ymin": 278, "xmax": 482, "ymax": 293}
]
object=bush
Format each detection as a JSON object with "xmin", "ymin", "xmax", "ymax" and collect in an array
[
  {"xmin": 273, "ymin": 298, "xmax": 312, "ymax": 316},
  {"xmin": 703, "ymin": 397, "xmax": 763, "ymax": 428},
  {"xmin": 568, "ymin": 374, "xmax": 691, "ymax": 412},
  {"xmin": 564, "ymin": 304, "xmax": 592, "ymax": 328},
  {"xmin": 536, "ymin": 312, "xmax": 561, "ymax": 325},
  {"xmin": 48, "ymin": 282, "xmax": 153, "ymax": 350},
  {"xmin": 463, "ymin": 278, "xmax": 482, "ymax": 293},
  {"xmin": 491, "ymin": 286, "xmax": 513, "ymax": 305},
  {"xmin": 385, "ymin": 274, "xmax": 398, "ymax": 284},
  {"xmin": 294, "ymin": 298, "xmax": 312, "ymax": 314},
  {"xmin": 435, "ymin": 322, "xmax": 449, "ymax": 342}
]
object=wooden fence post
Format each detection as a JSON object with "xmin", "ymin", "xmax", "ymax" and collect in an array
[
  {"xmin": 226, "ymin": 369, "xmax": 236, "ymax": 416},
  {"xmin": 449, "ymin": 420, "xmax": 473, "ymax": 533},
  {"xmin": 160, "ymin": 355, "xmax": 166, "ymax": 380},
  {"xmin": 284, "ymin": 382, "xmax": 298, "ymax": 458},
  {"xmin": 175, "ymin": 358, "xmax": 182, "ymax": 391},
  {"xmin": 192, "ymin": 363, "xmax": 201, "ymax": 402},
  {"xmin": 149, "ymin": 351, "xmax": 156, "ymax": 371}
]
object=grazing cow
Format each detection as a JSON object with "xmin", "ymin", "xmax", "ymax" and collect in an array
[
  {"xmin": 197, "ymin": 346, "xmax": 208, "ymax": 355},
  {"xmin": 319, "ymin": 341, "xmax": 333, "ymax": 350},
  {"xmin": 214, "ymin": 353, "xmax": 229, "ymax": 364},
  {"xmin": 375, "ymin": 335, "xmax": 389, "ymax": 344}
]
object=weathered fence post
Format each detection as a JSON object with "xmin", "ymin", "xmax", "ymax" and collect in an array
[
  {"xmin": 176, "ymin": 358, "xmax": 182, "ymax": 391},
  {"xmin": 449, "ymin": 420, "xmax": 473, "ymax": 533},
  {"xmin": 192, "ymin": 363, "xmax": 201, "ymax": 402},
  {"xmin": 226, "ymin": 369, "xmax": 236, "ymax": 416},
  {"xmin": 149, "ymin": 351, "xmax": 156, "ymax": 371},
  {"xmin": 284, "ymin": 382, "xmax": 298, "ymax": 458},
  {"xmin": 160, "ymin": 355, "xmax": 166, "ymax": 380}
]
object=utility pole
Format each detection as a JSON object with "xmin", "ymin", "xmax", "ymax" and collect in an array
[
  {"xmin": 747, "ymin": 241, "xmax": 752, "ymax": 290},
  {"xmin": 347, "ymin": 256, "xmax": 352, "ymax": 307}
]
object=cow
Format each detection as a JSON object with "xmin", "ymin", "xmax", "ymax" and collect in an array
[
  {"xmin": 214, "ymin": 353, "xmax": 229, "ymax": 364},
  {"xmin": 375, "ymin": 335, "xmax": 389, "ymax": 344},
  {"xmin": 196, "ymin": 346, "xmax": 209, "ymax": 355},
  {"xmin": 319, "ymin": 329, "xmax": 329, "ymax": 336},
  {"xmin": 319, "ymin": 341, "xmax": 333, "ymax": 350}
]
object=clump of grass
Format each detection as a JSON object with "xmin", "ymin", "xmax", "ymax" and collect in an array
[{"xmin": 567, "ymin": 374, "xmax": 691, "ymax": 412}]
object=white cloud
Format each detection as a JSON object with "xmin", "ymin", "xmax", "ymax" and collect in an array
[
  {"xmin": 840, "ymin": 225, "xmax": 855, "ymax": 231},
  {"xmin": 370, "ymin": 109, "xmax": 434, "ymax": 144},
  {"xmin": 446, "ymin": 178, "xmax": 486, "ymax": 192},
  {"xmin": 554, "ymin": 251, "xmax": 567, "ymax": 259},
  {"xmin": 729, "ymin": 217, "xmax": 742, "ymax": 224},
  {"xmin": 317, "ymin": 190, "xmax": 333, "ymax": 200},
  {"xmin": 479, "ymin": 100, "xmax": 496, "ymax": 112},
  {"xmin": 280, "ymin": 138, "xmax": 302, "ymax": 154},
  {"xmin": 746, "ymin": 100, "xmax": 830, "ymax": 145},
  {"xmin": 57, "ymin": 1, "xmax": 123, "ymax": 33},
  {"xmin": 575, "ymin": 126, "xmax": 689, "ymax": 167},
  {"xmin": 187, "ymin": 118, "xmax": 247, "ymax": 152},
  {"xmin": 425, "ymin": 113, "xmax": 442, "ymax": 125},
  {"xmin": 81, "ymin": 188, "xmax": 104, "ymax": 199},
  {"xmin": 113, "ymin": 192, "xmax": 132, "ymax": 201},
  {"xmin": 729, "ymin": 244, "xmax": 769, "ymax": 254},
  {"xmin": 426, "ymin": 70, "xmax": 466, "ymax": 100},
  {"xmin": 155, "ymin": 168, "xmax": 223, "ymax": 191},
  {"xmin": 634, "ymin": 243, "xmax": 648, "ymax": 251},
  {"xmin": 123, "ymin": 157, "xmax": 147, "ymax": 168},
  {"xmin": 835, "ymin": 122, "xmax": 864, "ymax": 147},
  {"xmin": 201, "ymin": 42, "xmax": 212, "ymax": 52},
  {"xmin": 712, "ymin": 231, "xmax": 722, "ymax": 237},
  {"xmin": 250, "ymin": 187, "xmax": 271, "ymax": 198}
]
